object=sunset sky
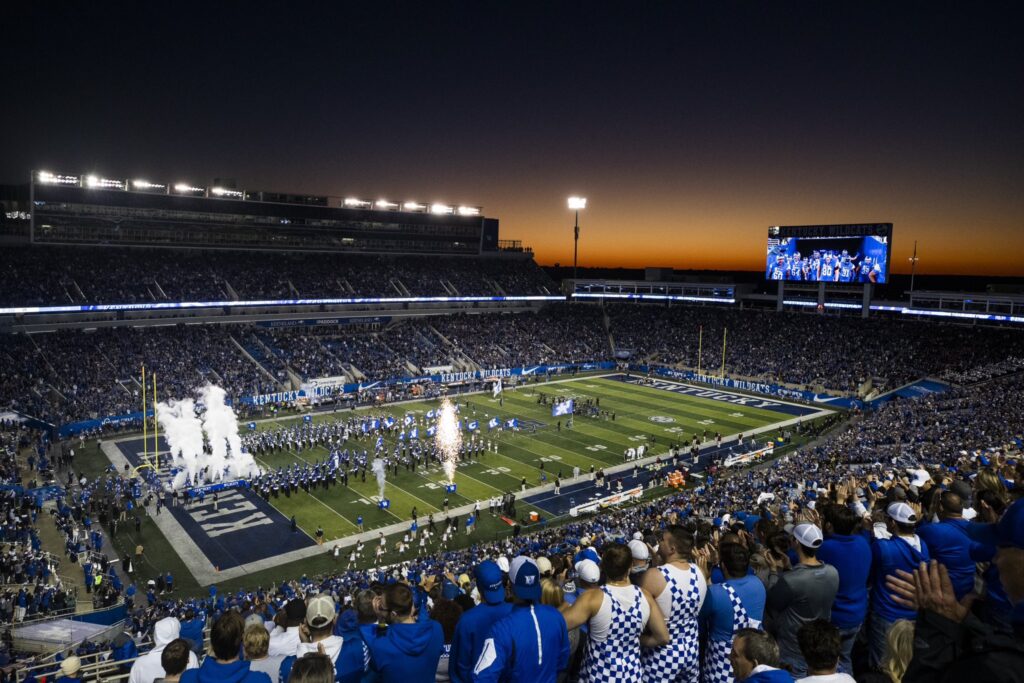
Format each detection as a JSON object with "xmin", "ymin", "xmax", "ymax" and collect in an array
[{"xmin": 3, "ymin": 3, "xmax": 1022, "ymax": 275}]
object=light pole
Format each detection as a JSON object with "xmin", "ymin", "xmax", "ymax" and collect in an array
[
  {"xmin": 568, "ymin": 196, "xmax": 587, "ymax": 281},
  {"xmin": 908, "ymin": 240, "xmax": 919, "ymax": 298}
]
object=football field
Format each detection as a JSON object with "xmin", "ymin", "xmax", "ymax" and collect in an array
[
  {"xmin": 100, "ymin": 372, "xmax": 829, "ymax": 586},
  {"xmin": 236, "ymin": 373, "xmax": 815, "ymax": 538}
]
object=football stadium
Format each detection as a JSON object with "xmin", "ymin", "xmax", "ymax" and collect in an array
[{"xmin": 2, "ymin": 5, "xmax": 1023, "ymax": 683}]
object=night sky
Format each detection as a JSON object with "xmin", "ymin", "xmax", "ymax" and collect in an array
[{"xmin": 4, "ymin": 3, "xmax": 1022, "ymax": 276}]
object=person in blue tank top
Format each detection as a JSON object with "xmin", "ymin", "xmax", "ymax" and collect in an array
[
  {"xmin": 817, "ymin": 503, "xmax": 871, "ymax": 674},
  {"xmin": 868, "ymin": 502, "xmax": 930, "ymax": 669},
  {"xmin": 700, "ymin": 541, "xmax": 766, "ymax": 683}
]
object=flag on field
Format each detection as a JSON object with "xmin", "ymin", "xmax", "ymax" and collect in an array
[
  {"xmin": 403, "ymin": 414, "xmax": 414, "ymax": 427},
  {"xmin": 468, "ymin": 420, "xmax": 479, "ymax": 431},
  {"xmin": 410, "ymin": 427, "xmax": 419, "ymax": 440},
  {"xmin": 361, "ymin": 420, "xmax": 370, "ymax": 433},
  {"xmin": 247, "ymin": 422, "xmax": 257, "ymax": 431},
  {"xmin": 384, "ymin": 416, "xmax": 395, "ymax": 428},
  {"xmin": 427, "ymin": 409, "xmax": 436, "ymax": 419},
  {"xmin": 552, "ymin": 399, "xmax": 574, "ymax": 417},
  {"xmin": 488, "ymin": 417, "xmax": 500, "ymax": 430},
  {"xmin": 505, "ymin": 418, "xmax": 518, "ymax": 429},
  {"xmin": 303, "ymin": 414, "xmax": 313, "ymax": 423},
  {"xmin": 371, "ymin": 418, "xmax": 381, "ymax": 430},
  {"xmin": 375, "ymin": 436, "xmax": 384, "ymax": 450},
  {"xmin": 426, "ymin": 426, "xmax": 437, "ymax": 437},
  {"xmin": 492, "ymin": 381, "xmax": 503, "ymax": 398},
  {"xmin": 398, "ymin": 431, "xmax": 406, "ymax": 441}
]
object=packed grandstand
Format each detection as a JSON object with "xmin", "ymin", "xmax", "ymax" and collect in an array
[{"xmin": 1, "ymin": 182, "xmax": 1022, "ymax": 683}]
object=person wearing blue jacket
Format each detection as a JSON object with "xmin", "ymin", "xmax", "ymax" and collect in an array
[
  {"xmin": 449, "ymin": 560, "xmax": 512, "ymax": 683},
  {"xmin": 730, "ymin": 628, "xmax": 794, "ymax": 682},
  {"xmin": 818, "ymin": 503, "xmax": 872, "ymax": 674},
  {"xmin": 180, "ymin": 611, "xmax": 271, "ymax": 683},
  {"xmin": 366, "ymin": 583, "xmax": 444, "ymax": 683},
  {"xmin": 868, "ymin": 502, "xmax": 930, "ymax": 669},
  {"xmin": 472, "ymin": 557, "xmax": 570, "ymax": 683},
  {"xmin": 917, "ymin": 491, "xmax": 983, "ymax": 601},
  {"xmin": 333, "ymin": 609, "xmax": 370, "ymax": 683}
]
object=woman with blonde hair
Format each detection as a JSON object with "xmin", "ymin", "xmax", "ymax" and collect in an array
[
  {"xmin": 862, "ymin": 619, "xmax": 914, "ymax": 682},
  {"xmin": 541, "ymin": 577, "xmax": 580, "ymax": 681}
]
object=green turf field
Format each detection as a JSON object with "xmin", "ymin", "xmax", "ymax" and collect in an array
[
  {"xmin": 75, "ymin": 373, "xmax": 833, "ymax": 594},
  {"xmin": 239, "ymin": 374, "xmax": 795, "ymax": 540}
]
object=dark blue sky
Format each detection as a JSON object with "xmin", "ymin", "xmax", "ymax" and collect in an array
[{"xmin": 4, "ymin": 2, "xmax": 1022, "ymax": 274}]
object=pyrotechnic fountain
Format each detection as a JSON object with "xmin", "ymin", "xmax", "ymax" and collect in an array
[{"xmin": 435, "ymin": 397, "xmax": 462, "ymax": 484}]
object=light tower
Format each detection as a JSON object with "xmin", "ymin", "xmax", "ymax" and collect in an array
[{"xmin": 568, "ymin": 196, "xmax": 587, "ymax": 281}]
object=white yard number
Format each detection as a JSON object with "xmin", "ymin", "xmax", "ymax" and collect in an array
[
  {"xmin": 419, "ymin": 482, "xmax": 442, "ymax": 490},
  {"xmin": 482, "ymin": 466, "xmax": 511, "ymax": 476},
  {"xmin": 627, "ymin": 435, "xmax": 647, "ymax": 442},
  {"xmin": 585, "ymin": 444, "xmax": 607, "ymax": 452},
  {"xmin": 663, "ymin": 427, "xmax": 685, "ymax": 434},
  {"xmin": 539, "ymin": 455, "xmax": 562, "ymax": 463},
  {"xmin": 356, "ymin": 498, "xmax": 374, "ymax": 505},
  {"xmin": 730, "ymin": 412, "xmax": 745, "ymax": 417},
  {"xmin": 699, "ymin": 419, "xmax": 715, "ymax": 425}
]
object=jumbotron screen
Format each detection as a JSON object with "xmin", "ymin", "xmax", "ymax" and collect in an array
[{"xmin": 766, "ymin": 223, "xmax": 892, "ymax": 284}]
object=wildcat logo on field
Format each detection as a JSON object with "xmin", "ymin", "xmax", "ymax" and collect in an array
[{"xmin": 649, "ymin": 415, "xmax": 675, "ymax": 423}]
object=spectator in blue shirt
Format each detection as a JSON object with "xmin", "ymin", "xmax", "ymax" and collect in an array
[
  {"xmin": 818, "ymin": 503, "xmax": 872, "ymax": 674},
  {"xmin": 917, "ymin": 491, "xmax": 984, "ymax": 601},
  {"xmin": 472, "ymin": 557, "xmax": 570, "ymax": 683},
  {"xmin": 868, "ymin": 502, "xmax": 930, "ymax": 669},
  {"xmin": 449, "ymin": 560, "xmax": 512, "ymax": 683}
]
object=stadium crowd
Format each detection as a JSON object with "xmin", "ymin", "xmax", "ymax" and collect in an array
[
  {"xmin": 8, "ymin": 367, "xmax": 1016, "ymax": 683},
  {"xmin": 607, "ymin": 304, "xmax": 1024, "ymax": 394},
  {"xmin": 0, "ymin": 247, "xmax": 555, "ymax": 306}
]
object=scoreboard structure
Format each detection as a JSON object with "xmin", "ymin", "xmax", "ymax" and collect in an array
[{"xmin": 766, "ymin": 223, "xmax": 893, "ymax": 318}]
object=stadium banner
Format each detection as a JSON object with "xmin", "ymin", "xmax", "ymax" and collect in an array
[
  {"xmin": 57, "ymin": 409, "xmax": 153, "ymax": 438},
  {"xmin": 632, "ymin": 365, "xmax": 863, "ymax": 410},
  {"xmin": 570, "ymin": 485, "xmax": 644, "ymax": 517},
  {"xmin": 255, "ymin": 316, "xmax": 391, "ymax": 328},
  {"xmin": 723, "ymin": 443, "xmax": 775, "ymax": 468},
  {"xmin": 185, "ymin": 479, "xmax": 249, "ymax": 499}
]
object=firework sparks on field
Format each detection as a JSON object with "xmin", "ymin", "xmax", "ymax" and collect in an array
[{"xmin": 436, "ymin": 398, "xmax": 462, "ymax": 484}]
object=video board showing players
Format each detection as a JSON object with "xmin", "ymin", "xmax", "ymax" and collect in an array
[{"xmin": 766, "ymin": 224, "xmax": 891, "ymax": 284}]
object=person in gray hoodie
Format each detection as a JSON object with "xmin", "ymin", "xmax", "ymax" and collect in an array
[{"xmin": 129, "ymin": 617, "xmax": 199, "ymax": 683}]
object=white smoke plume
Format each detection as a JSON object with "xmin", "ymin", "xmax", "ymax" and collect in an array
[
  {"xmin": 155, "ymin": 384, "xmax": 261, "ymax": 489},
  {"xmin": 371, "ymin": 458, "xmax": 387, "ymax": 500},
  {"xmin": 155, "ymin": 397, "xmax": 205, "ymax": 489}
]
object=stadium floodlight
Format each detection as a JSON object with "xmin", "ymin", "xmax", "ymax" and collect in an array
[
  {"xmin": 132, "ymin": 179, "xmax": 165, "ymax": 190},
  {"xmin": 85, "ymin": 175, "xmax": 125, "ymax": 190},
  {"xmin": 568, "ymin": 196, "xmax": 587, "ymax": 280},
  {"xmin": 431, "ymin": 203, "xmax": 453, "ymax": 215},
  {"xmin": 37, "ymin": 171, "xmax": 80, "ymax": 185},
  {"xmin": 173, "ymin": 183, "xmax": 205, "ymax": 194},
  {"xmin": 211, "ymin": 187, "xmax": 244, "ymax": 198},
  {"xmin": 375, "ymin": 199, "xmax": 398, "ymax": 210},
  {"xmin": 457, "ymin": 206, "xmax": 480, "ymax": 216},
  {"xmin": 344, "ymin": 197, "xmax": 371, "ymax": 208},
  {"xmin": 403, "ymin": 201, "xmax": 426, "ymax": 211}
]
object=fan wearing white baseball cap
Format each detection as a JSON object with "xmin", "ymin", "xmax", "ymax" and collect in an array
[
  {"xmin": 764, "ymin": 523, "xmax": 839, "ymax": 678},
  {"xmin": 472, "ymin": 557, "xmax": 570, "ymax": 683},
  {"xmin": 866, "ymin": 502, "xmax": 931, "ymax": 669}
]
